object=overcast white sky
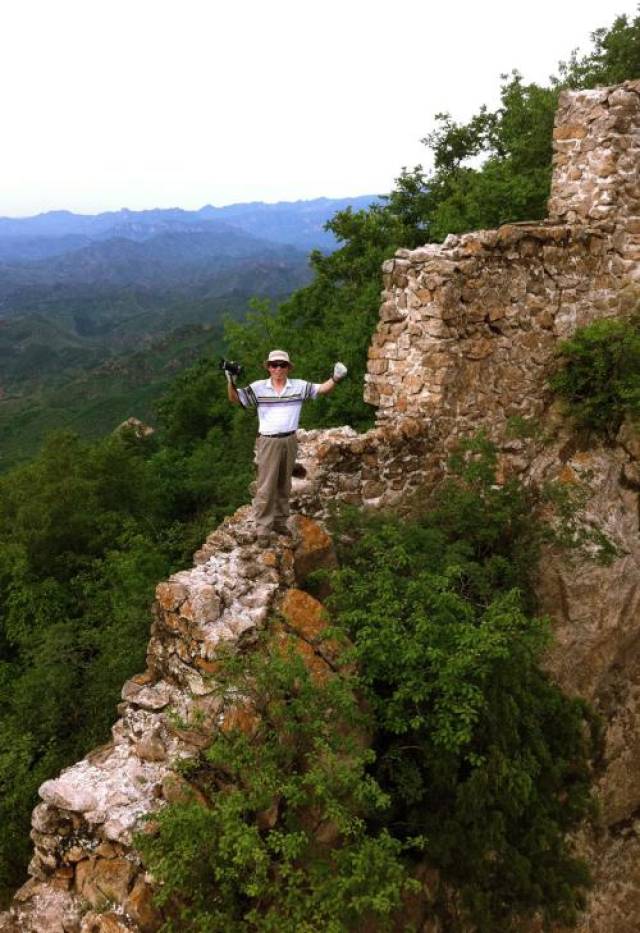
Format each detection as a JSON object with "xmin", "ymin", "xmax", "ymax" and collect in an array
[{"xmin": 0, "ymin": 0, "xmax": 637, "ymax": 217}]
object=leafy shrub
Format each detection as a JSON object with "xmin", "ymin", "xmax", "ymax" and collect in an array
[
  {"xmin": 550, "ymin": 314, "xmax": 640, "ymax": 439},
  {"xmin": 326, "ymin": 438, "xmax": 597, "ymax": 930},
  {"xmin": 138, "ymin": 641, "xmax": 418, "ymax": 932}
]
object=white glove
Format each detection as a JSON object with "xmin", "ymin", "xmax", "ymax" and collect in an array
[
  {"xmin": 332, "ymin": 362, "xmax": 348, "ymax": 383},
  {"xmin": 224, "ymin": 368, "xmax": 237, "ymax": 387}
]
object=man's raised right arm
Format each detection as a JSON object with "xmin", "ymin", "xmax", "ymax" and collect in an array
[
  {"xmin": 227, "ymin": 380, "xmax": 241, "ymax": 404},
  {"xmin": 226, "ymin": 375, "xmax": 257, "ymax": 410}
]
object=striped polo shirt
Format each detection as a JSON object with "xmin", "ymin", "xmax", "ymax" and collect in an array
[{"xmin": 237, "ymin": 378, "xmax": 319, "ymax": 434}]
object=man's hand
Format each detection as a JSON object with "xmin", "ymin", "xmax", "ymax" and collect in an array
[
  {"xmin": 317, "ymin": 362, "xmax": 348, "ymax": 396},
  {"xmin": 332, "ymin": 362, "xmax": 348, "ymax": 382},
  {"xmin": 220, "ymin": 358, "xmax": 243, "ymax": 387}
]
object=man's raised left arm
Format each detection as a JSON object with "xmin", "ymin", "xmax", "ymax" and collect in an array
[{"xmin": 316, "ymin": 362, "xmax": 348, "ymax": 396}]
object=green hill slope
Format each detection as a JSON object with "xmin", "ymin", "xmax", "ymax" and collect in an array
[{"xmin": 0, "ymin": 323, "xmax": 224, "ymax": 471}]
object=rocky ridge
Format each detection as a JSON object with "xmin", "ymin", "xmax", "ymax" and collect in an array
[
  {"xmin": 0, "ymin": 510, "xmax": 338, "ymax": 932},
  {"xmin": 3, "ymin": 79, "xmax": 640, "ymax": 931}
]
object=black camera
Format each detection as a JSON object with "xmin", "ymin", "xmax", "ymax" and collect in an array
[{"xmin": 219, "ymin": 358, "xmax": 244, "ymax": 379}]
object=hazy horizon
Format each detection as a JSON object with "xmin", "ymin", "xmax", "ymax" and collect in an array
[{"xmin": 0, "ymin": 192, "xmax": 381, "ymax": 222}]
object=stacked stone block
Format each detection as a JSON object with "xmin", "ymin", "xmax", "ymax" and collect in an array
[{"xmin": 548, "ymin": 81, "xmax": 640, "ymax": 228}]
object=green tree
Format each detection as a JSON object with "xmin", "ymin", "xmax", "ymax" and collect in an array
[
  {"xmin": 326, "ymin": 438, "xmax": 597, "ymax": 930},
  {"xmin": 550, "ymin": 313, "xmax": 640, "ymax": 439},
  {"xmin": 0, "ymin": 432, "xmax": 169, "ymax": 896},
  {"xmin": 138, "ymin": 642, "xmax": 417, "ymax": 932},
  {"xmin": 555, "ymin": 11, "xmax": 640, "ymax": 88}
]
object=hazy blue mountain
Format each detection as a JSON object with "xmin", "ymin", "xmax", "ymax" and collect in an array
[
  {"xmin": 0, "ymin": 234, "xmax": 93, "ymax": 262},
  {"xmin": 0, "ymin": 195, "xmax": 380, "ymax": 260},
  {"xmin": 195, "ymin": 196, "xmax": 380, "ymax": 249},
  {"xmin": 0, "ymin": 227, "xmax": 308, "ymax": 299},
  {"xmin": 0, "ymin": 226, "xmax": 313, "ymax": 383}
]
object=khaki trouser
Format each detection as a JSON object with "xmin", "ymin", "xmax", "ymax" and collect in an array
[{"xmin": 253, "ymin": 433, "xmax": 298, "ymax": 533}]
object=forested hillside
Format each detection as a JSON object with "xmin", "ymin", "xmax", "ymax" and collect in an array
[
  {"xmin": 0, "ymin": 198, "xmax": 376, "ymax": 470},
  {"xmin": 1, "ymin": 9, "xmax": 639, "ymax": 926}
]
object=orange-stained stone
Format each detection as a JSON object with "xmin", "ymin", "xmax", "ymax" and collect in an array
[
  {"xmin": 155, "ymin": 581, "xmax": 187, "ymax": 611},
  {"xmin": 288, "ymin": 635, "xmax": 331, "ymax": 684},
  {"xmin": 261, "ymin": 550, "xmax": 278, "ymax": 568},
  {"xmin": 125, "ymin": 875, "xmax": 162, "ymax": 932},
  {"xmin": 296, "ymin": 515, "xmax": 331, "ymax": 553},
  {"xmin": 280, "ymin": 589, "xmax": 328, "ymax": 642},
  {"xmin": 271, "ymin": 621, "xmax": 332, "ymax": 684},
  {"xmin": 159, "ymin": 612, "xmax": 190, "ymax": 636},
  {"xmin": 558, "ymin": 464, "xmax": 580, "ymax": 485},
  {"xmin": 220, "ymin": 702, "xmax": 260, "ymax": 736},
  {"xmin": 292, "ymin": 517, "xmax": 337, "ymax": 592},
  {"xmin": 280, "ymin": 548, "xmax": 295, "ymax": 572},
  {"xmin": 195, "ymin": 658, "xmax": 220, "ymax": 674},
  {"xmin": 131, "ymin": 671, "xmax": 154, "ymax": 687}
]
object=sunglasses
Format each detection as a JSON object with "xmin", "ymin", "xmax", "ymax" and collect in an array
[{"xmin": 268, "ymin": 361, "xmax": 289, "ymax": 368}]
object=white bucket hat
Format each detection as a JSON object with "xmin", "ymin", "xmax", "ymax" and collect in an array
[{"xmin": 265, "ymin": 349, "xmax": 293, "ymax": 368}]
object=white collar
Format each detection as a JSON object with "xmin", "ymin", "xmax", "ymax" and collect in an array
[{"xmin": 268, "ymin": 376, "xmax": 290, "ymax": 394}]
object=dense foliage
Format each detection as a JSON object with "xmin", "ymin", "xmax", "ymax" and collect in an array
[
  {"xmin": 140, "ymin": 437, "xmax": 597, "ymax": 931},
  {"xmin": 138, "ymin": 642, "xmax": 418, "ymax": 932},
  {"xmin": 327, "ymin": 438, "xmax": 597, "ymax": 930},
  {"xmin": 0, "ymin": 364, "xmax": 255, "ymax": 899},
  {"xmin": 550, "ymin": 313, "xmax": 640, "ymax": 439}
]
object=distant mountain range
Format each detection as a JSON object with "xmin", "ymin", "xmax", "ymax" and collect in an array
[
  {"xmin": 0, "ymin": 196, "xmax": 379, "ymax": 263},
  {"xmin": 0, "ymin": 228, "xmax": 309, "ymax": 309},
  {"xmin": 0, "ymin": 194, "xmax": 380, "ymax": 469},
  {"xmin": 0, "ymin": 194, "xmax": 379, "ymax": 350}
]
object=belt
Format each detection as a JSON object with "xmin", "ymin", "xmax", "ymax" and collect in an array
[{"xmin": 258, "ymin": 431, "xmax": 296, "ymax": 438}]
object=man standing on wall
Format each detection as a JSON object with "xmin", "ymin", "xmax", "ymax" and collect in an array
[{"xmin": 225, "ymin": 350, "xmax": 347, "ymax": 545}]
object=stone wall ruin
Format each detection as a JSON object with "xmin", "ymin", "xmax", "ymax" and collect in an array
[{"xmin": 293, "ymin": 80, "xmax": 640, "ymax": 518}]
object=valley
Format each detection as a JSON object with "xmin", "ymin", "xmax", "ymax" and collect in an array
[{"xmin": 0, "ymin": 196, "xmax": 377, "ymax": 469}]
